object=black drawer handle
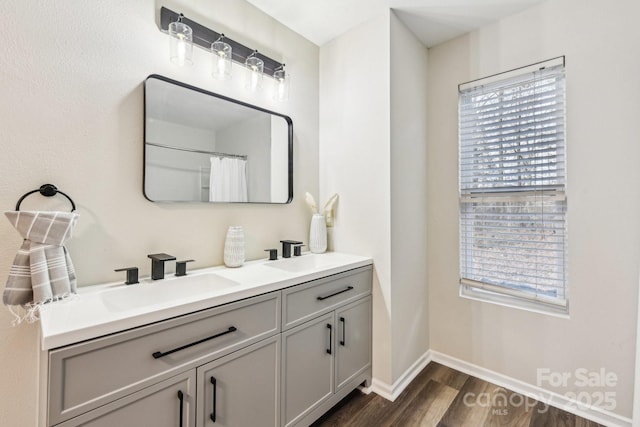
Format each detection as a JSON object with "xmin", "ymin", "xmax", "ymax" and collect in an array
[
  {"xmin": 177, "ymin": 390, "xmax": 184, "ymax": 427},
  {"xmin": 326, "ymin": 323, "xmax": 333, "ymax": 355},
  {"xmin": 210, "ymin": 376, "xmax": 217, "ymax": 423},
  {"xmin": 317, "ymin": 286, "xmax": 354, "ymax": 301},
  {"xmin": 340, "ymin": 317, "xmax": 346, "ymax": 346},
  {"xmin": 152, "ymin": 326, "xmax": 237, "ymax": 359}
]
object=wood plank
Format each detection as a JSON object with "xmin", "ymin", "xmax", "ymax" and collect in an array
[
  {"xmin": 529, "ymin": 401, "xmax": 604, "ymax": 427},
  {"xmin": 422, "ymin": 362, "xmax": 470, "ymax": 391},
  {"xmin": 392, "ymin": 379, "xmax": 459, "ymax": 426},
  {"xmin": 438, "ymin": 376, "xmax": 493, "ymax": 427},
  {"xmin": 479, "ymin": 386, "xmax": 534, "ymax": 427},
  {"xmin": 345, "ymin": 395, "xmax": 396, "ymax": 427},
  {"xmin": 311, "ymin": 389, "xmax": 373, "ymax": 427},
  {"xmin": 327, "ymin": 365, "xmax": 445, "ymax": 427}
]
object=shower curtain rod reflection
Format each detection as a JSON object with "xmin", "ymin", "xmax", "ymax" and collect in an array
[{"xmin": 146, "ymin": 142, "xmax": 248, "ymax": 160}]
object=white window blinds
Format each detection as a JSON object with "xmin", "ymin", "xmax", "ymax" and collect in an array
[{"xmin": 458, "ymin": 58, "xmax": 567, "ymax": 311}]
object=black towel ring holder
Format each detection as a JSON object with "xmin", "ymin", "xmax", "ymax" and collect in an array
[{"xmin": 15, "ymin": 184, "xmax": 77, "ymax": 212}]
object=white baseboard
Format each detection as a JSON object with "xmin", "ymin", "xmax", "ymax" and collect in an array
[
  {"xmin": 369, "ymin": 350, "xmax": 631, "ymax": 427},
  {"xmin": 367, "ymin": 350, "xmax": 432, "ymax": 401}
]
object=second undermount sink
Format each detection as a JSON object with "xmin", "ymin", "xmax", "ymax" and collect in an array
[
  {"xmin": 100, "ymin": 273, "xmax": 239, "ymax": 312},
  {"xmin": 265, "ymin": 253, "xmax": 338, "ymax": 273}
]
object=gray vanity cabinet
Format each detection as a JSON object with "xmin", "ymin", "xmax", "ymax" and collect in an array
[
  {"xmin": 280, "ymin": 266, "xmax": 373, "ymax": 427},
  {"xmin": 196, "ymin": 335, "xmax": 280, "ymax": 427},
  {"xmin": 281, "ymin": 312, "xmax": 335, "ymax": 426},
  {"xmin": 56, "ymin": 370, "xmax": 196, "ymax": 427},
  {"xmin": 44, "ymin": 263, "xmax": 372, "ymax": 427},
  {"xmin": 335, "ymin": 296, "xmax": 372, "ymax": 392}
]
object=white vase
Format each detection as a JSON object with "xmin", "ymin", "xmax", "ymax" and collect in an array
[
  {"xmin": 309, "ymin": 214, "xmax": 327, "ymax": 254},
  {"xmin": 224, "ymin": 226, "xmax": 245, "ymax": 267}
]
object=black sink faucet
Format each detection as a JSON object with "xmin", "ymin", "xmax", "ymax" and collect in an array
[
  {"xmin": 280, "ymin": 240, "xmax": 303, "ymax": 258},
  {"xmin": 147, "ymin": 253, "xmax": 177, "ymax": 280}
]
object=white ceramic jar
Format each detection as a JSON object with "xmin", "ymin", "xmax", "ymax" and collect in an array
[{"xmin": 223, "ymin": 225, "xmax": 245, "ymax": 267}]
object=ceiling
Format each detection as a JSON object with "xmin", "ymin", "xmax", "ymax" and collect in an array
[{"xmin": 245, "ymin": 0, "xmax": 546, "ymax": 47}]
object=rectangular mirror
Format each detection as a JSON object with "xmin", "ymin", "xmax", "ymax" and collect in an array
[{"xmin": 143, "ymin": 75, "xmax": 293, "ymax": 203}]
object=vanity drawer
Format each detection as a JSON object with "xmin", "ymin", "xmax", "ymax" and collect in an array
[
  {"xmin": 48, "ymin": 292, "xmax": 280, "ymax": 425},
  {"xmin": 282, "ymin": 266, "xmax": 372, "ymax": 330}
]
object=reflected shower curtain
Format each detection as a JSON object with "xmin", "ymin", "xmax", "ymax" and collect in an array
[{"xmin": 209, "ymin": 157, "xmax": 248, "ymax": 202}]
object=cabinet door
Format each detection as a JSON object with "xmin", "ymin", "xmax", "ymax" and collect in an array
[
  {"xmin": 335, "ymin": 296, "xmax": 372, "ymax": 391},
  {"xmin": 56, "ymin": 371, "xmax": 195, "ymax": 427},
  {"xmin": 281, "ymin": 312, "xmax": 334, "ymax": 427},
  {"xmin": 196, "ymin": 336, "xmax": 280, "ymax": 427}
]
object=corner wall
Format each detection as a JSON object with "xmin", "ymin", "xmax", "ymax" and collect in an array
[
  {"xmin": 319, "ymin": 10, "xmax": 430, "ymax": 390},
  {"xmin": 426, "ymin": 0, "xmax": 640, "ymax": 418},
  {"xmin": 0, "ymin": 1, "xmax": 319, "ymax": 425},
  {"xmin": 319, "ymin": 9, "xmax": 393, "ymax": 385},
  {"xmin": 389, "ymin": 12, "xmax": 429, "ymax": 382}
]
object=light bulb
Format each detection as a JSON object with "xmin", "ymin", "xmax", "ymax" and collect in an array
[
  {"xmin": 169, "ymin": 19, "xmax": 193, "ymax": 66},
  {"xmin": 211, "ymin": 38, "xmax": 232, "ymax": 80},
  {"xmin": 245, "ymin": 53, "xmax": 264, "ymax": 91},
  {"xmin": 273, "ymin": 67, "xmax": 290, "ymax": 101}
]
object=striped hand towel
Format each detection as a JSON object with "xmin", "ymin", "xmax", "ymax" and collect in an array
[{"xmin": 4, "ymin": 211, "xmax": 79, "ymax": 323}]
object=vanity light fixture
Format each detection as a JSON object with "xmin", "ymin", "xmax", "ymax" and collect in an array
[
  {"xmin": 168, "ymin": 13, "xmax": 193, "ymax": 66},
  {"xmin": 273, "ymin": 64, "xmax": 290, "ymax": 102},
  {"xmin": 211, "ymin": 34, "xmax": 232, "ymax": 80},
  {"xmin": 245, "ymin": 50, "xmax": 264, "ymax": 91},
  {"xmin": 159, "ymin": 7, "xmax": 290, "ymax": 100}
]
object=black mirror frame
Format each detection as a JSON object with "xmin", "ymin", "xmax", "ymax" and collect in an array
[{"xmin": 143, "ymin": 74, "xmax": 293, "ymax": 204}]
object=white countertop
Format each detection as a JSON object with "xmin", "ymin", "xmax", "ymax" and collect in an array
[{"xmin": 39, "ymin": 252, "xmax": 372, "ymax": 351}]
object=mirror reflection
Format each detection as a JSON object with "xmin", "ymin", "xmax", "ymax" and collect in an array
[{"xmin": 144, "ymin": 75, "xmax": 293, "ymax": 203}]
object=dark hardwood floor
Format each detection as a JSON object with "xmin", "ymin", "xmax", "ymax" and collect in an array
[{"xmin": 311, "ymin": 362, "xmax": 604, "ymax": 427}]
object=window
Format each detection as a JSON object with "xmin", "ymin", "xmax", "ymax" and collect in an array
[{"xmin": 458, "ymin": 57, "xmax": 567, "ymax": 313}]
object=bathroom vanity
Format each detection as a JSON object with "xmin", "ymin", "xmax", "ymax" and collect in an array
[{"xmin": 39, "ymin": 253, "xmax": 373, "ymax": 427}]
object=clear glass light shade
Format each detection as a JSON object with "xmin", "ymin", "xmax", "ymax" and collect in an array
[
  {"xmin": 211, "ymin": 41, "xmax": 232, "ymax": 80},
  {"xmin": 273, "ymin": 69, "xmax": 290, "ymax": 102},
  {"xmin": 245, "ymin": 55, "xmax": 264, "ymax": 91},
  {"xmin": 169, "ymin": 21, "xmax": 193, "ymax": 66}
]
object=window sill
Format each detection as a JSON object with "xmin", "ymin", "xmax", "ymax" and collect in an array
[{"xmin": 460, "ymin": 286, "xmax": 570, "ymax": 319}]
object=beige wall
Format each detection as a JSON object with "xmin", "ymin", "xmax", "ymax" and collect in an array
[
  {"xmin": 0, "ymin": 1, "xmax": 319, "ymax": 425},
  {"xmin": 389, "ymin": 12, "xmax": 429, "ymax": 381},
  {"xmin": 426, "ymin": 0, "xmax": 640, "ymax": 418},
  {"xmin": 319, "ymin": 9, "xmax": 393, "ymax": 385},
  {"xmin": 319, "ymin": 10, "xmax": 430, "ymax": 388}
]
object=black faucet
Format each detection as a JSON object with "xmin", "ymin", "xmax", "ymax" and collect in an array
[
  {"xmin": 280, "ymin": 240, "xmax": 303, "ymax": 258},
  {"xmin": 147, "ymin": 253, "xmax": 177, "ymax": 280},
  {"xmin": 114, "ymin": 267, "xmax": 139, "ymax": 285},
  {"xmin": 175, "ymin": 259, "xmax": 195, "ymax": 277},
  {"xmin": 264, "ymin": 248, "xmax": 278, "ymax": 261}
]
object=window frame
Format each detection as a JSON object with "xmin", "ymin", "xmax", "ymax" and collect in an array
[{"xmin": 457, "ymin": 57, "xmax": 568, "ymax": 315}]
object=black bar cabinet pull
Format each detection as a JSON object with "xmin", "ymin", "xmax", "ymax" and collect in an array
[
  {"xmin": 340, "ymin": 317, "xmax": 346, "ymax": 346},
  {"xmin": 317, "ymin": 286, "xmax": 354, "ymax": 301},
  {"xmin": 210, "ymin": 376, "xmax": 217, "ymax": 422},
  {"xmin": 177, "ymin": 390, "xmax": 184, "ymax": 427},
  {"xmin": 326, "ymin": 324, "xmax": 333, "ymax": 355},
  {"xmin": 152, "ymin": 326, "xmax": 237, "ymax": 359}
]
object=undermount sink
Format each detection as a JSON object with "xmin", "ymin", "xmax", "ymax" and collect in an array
[
  {"xmin": 100, "ymin": 273, "xmax": 239, "ymax": 312},
  {"xmin": 265, "ymin": 254, "xmax": 338, "ymax": 273}
]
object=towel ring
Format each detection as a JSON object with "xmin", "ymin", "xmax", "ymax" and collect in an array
[{"xmin": 15, "ymin": 184, "xmax": 77, "ymax": 212}]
